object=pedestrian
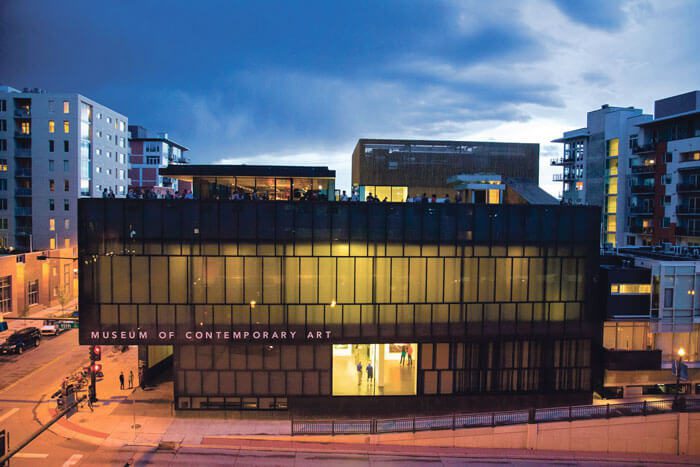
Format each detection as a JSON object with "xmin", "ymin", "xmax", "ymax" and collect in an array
[
  {"xmin": 407, "ymin": 345, "xmax": 413, "ymax": 367},
  {"xmin": 367, "ymin": 362, "xmax": 374, "ymax": 382},
  {"xmin": 119, "ymin": 371, "xmax": 125, "ymax": 390},
  {"xmin": 356, "ymin": 362, "xmax": 363, "ymax": 386},
  {"xmin": 128, "ymin": 370, "xmax": 134, "ymax": 389},
  {"xmin": 400, "ymin": 346, "xmax": 407, "ymax": 367}
]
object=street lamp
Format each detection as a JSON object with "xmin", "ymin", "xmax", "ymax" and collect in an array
[{"xmin": 674, "ymin": 347, "xmax": 686, "ymax": 409}]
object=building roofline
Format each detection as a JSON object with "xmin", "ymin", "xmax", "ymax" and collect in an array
[
  {"xmin": 129, "ymin": 137, "xmax": 189, "ymax": 151},
  {"xmin": 355, "ymin": 138, "xmax": 539, "ymax": 147},
  {"xmin": 159, "ymin": 164, "xmax": 336, "ymax": 179},
  {"xmin": 637, "ymin": 109, "xmax": 700, "ymax": 127}
]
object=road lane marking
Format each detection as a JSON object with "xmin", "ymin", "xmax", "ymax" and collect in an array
[
  {"xmin": 15, "ymin": 453, "xmax": 49, "ymax": 459},
  {"xmin": 0, "ymin": 407, "xmax": 19, "ymax": 423},
  {"xmin": 63, "ymin": 453, "xmax": 83, "ymax": 466}
]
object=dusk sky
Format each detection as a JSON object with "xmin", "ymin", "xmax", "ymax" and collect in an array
[{"xmin": 1, "ymin": 0, "xmax": 698, "ymax": 195}]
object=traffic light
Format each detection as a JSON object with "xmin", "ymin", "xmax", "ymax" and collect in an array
[
  {"xmin": 91, "ymin": 363, "xmax": 102, "ymax": 374},
  {"xmin": 89, "ymin": 345, "xmax": 101, "ymax": 361}
]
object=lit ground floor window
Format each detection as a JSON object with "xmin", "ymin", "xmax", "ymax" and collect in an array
[{"xmin": 332, "ymin": 343, "xmax": 417, "ymax": 396}]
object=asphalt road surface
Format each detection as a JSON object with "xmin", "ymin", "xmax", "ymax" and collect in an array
[{"xmin": 0, "ymin": 328, "xmax": 99, "ymax": 466}]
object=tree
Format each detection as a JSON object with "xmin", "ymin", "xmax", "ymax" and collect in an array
[{"xmin": 57, "ymin": 287, "xmax": 70, "ymax": 313}]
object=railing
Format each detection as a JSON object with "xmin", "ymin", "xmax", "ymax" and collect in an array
[
  {"xmin": 677, "ymin": 183, "xmax": 700, "ymax": 192},
  {"xmin": 14, "ymin": 168, "xmax": 32, "ymax": 177},
  {"xmin": 14, "ymin": 187, "xmax": 32, "ymax": 196},
  {"xmin": 630, "ymin": 184, "xmax": 655, "ymax": 194},
  {"xmin": 676, "ymin": 206, "xmax": 700, "ymax": 215},
  {"xmin": 632, "ymin": 142, "xmax": 657, "ymax": 154},
  {"xmin": 552, "ymin": 173, "xmax": 576, "ymax": 182},
  {"xmin": 631, "ymin": 165, "xmax": 655, "ymax": 174},
  {"xmin": 14, "ymin": 108, "xmax": 31, "ymax": 118},
  {"xmin": 14, "ymin": 131, "xmax": 31, "ymax": 138},
  {"xmin": 550, "ymin": 157, "xmax": 574, "ymax": 166},
  {"xmin": 629, "ymin": 225, "xmax": 654, "ymax": 234},
  {"xmin": 291, "ymin": 398, "xmax": 698, "ymax": 436},
  {"xmin": 629, "ymin": 205, "xmax": 653, "ymax": 215},
  {"xmin": 14, "ymin": 148, "xmax": 31, "ymax": 157},
  {"xmin": 14, "ymin": 207, "xmax": 32, "ymax": 216}
]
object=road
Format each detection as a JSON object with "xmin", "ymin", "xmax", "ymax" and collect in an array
[{"xmin": 0, "ymin": 328, "xmax": 99, "ymax": 466}]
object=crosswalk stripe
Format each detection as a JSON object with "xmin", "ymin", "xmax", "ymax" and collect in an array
[
  {"xmin": 0, "ymin": 407, "xmax": 19, "ymax": 424},
  {"xmin": 63, "ymin": 453, "xmax": 83, "ymax": 467}
]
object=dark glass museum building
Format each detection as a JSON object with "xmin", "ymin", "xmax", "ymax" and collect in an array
[{"xmin": 79, "ymin": 198, "xmax": 603, "ymax": 413}]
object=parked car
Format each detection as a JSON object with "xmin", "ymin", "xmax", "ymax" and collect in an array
[
  {"xmin": 41, "ymin": 320, "xmax": 63, "ymax": 336},
  {"xmin": 0, "ymin": 327, "xmax": 41, "ymax": 354}
]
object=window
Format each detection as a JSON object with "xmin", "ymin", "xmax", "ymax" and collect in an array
[
  {"xmin": 49, "ymin": 218, "xmax": 55, "ymax": 231},
  {"xmin": 146, "ymin": 156, "xmax": 160, "ymax": 165},
  {"xmin": 20, "ymin": 121, "xmax": 30, "ymax": 134},
  {"xmin": 119, "ymin": 121, "xmax": 125, "ymax": 132},
  {"xmin": 0, "ymin": 119, "xmax": 6, "ymax": 131},
  {"xmin": 118, "ymin": 169, "xmax": 125, "ymax": 180},
  {"xmin": 0, "ymin": 218, "xmax": 7, "ymax": 229},
  {"xmin": 63, "ymin": 160, "xmax": 69, "ymax": 171},
  {"xmin": 64, "ymin": 141, "xmax": 69, "ymax": 152},
  {"xmin": 0, "ymin": 100, "xmax": 6, "ymax": 112},
  {"xmin": 49, "ymin": 140, "xmax": 54, "ymax": 152},
  {"xmin": 97, "ymin": 130, "xmax": 102, "ymax": 138},
  {"xmin": 0, "ymin": 159, "xmax": 6, "ymax": 171},
  {"xmin": 49, "ymin": 160, "xmax": 54, "ymax": 172},
  {"xmin": 107, "ymin": 169, "xmax": 112, "ymax": 175},
  {"xmin": 49, "ymin": 120, "xmax": 55, "ymax": 133},
  {"xmin": 96, "ymin": 148, "xmax": 102, "ymax": 156},
  {"xmin": 64, "ymin": 199, "xmax": 69, "ymax": 211},
  {"xmin": 118, "ymin": 185, "xmax": 125, "ymax": 195},
  {"xmin": 0, "ymin": 180, "xmax": 6, "ymax": 191},
  {"xmin": 106, "ymin": 117, "xmax": 112, "ymax": 124},
  {"xmin": 63, "ymin": 101, "xmax": 70, "ymax": 114},
  {"xmin": 27, "ymin": 279, "xmax": 39, "ymax": 305},
  {"xmin": 97, "ymin": 113, "xmax": 102, "ymax": 120},
  {"xmin": 64, "ymin": 219, "xmax": 70, "ymax": 230},
  {"xmin": 49, "ymin": 179, "xmax": 55, "ymax": 192},
  {"xmin": 666, "ymin": 152, "xmax": 673, "ymax": 163},
  {"xmin": 118, "ymin": 153, "xmax": 125, "ymax": 164},
  {"xmin": 64, "ymin": 238, "xmax": 70, "ymax": 248},
  {"xmin": 48, "ymin": 100, "xmax": 55, "ymax": 112},
  {"xmin": 64, "ymin": 180, "xmax": 69, "ymax": 192},
  {"xmin": 96, "ymin": 167, "xmax": 102, "ymax": 173},
  {"xmin": 664, "ymin": 288, "xmax": 674, "ymax": 307},
  {"xmin": 63, "ymin": 263, "xmax": 71, "ymax": 293},
  {"xmin": 0, "ymin": 276, "xmax": 11, "ymax": 313},
  {"xmin": 0, "ymin": 199, "xmax": 6, "ymax": 210},
  {"xmin": 49, "ymin": 237, "xmax": 56, "ymax": 250},
  {"xmin": 610, "ymin": 283, "xmax": 651, "ymax": 295},
  {"xmin": 49, "ymin": 199, "xmax": 54, "ymax": 211},
  {"xmin": 332, "ymin": 343, "xmax": 417, "ymax": 396},
  {"xmin": 63, "ymin": 121, "xmax": 70, "ymax": 133},
  {"xmin": 0, "ymin": 140, "xmax": 6, "ymax": 151}
]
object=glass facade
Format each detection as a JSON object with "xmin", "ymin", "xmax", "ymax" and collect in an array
[{"xmin": 79, "ymin": 199, "xmax": 602, "ymax": 410}]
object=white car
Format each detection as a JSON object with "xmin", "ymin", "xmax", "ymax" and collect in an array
[{"xmin": 40, "ymin": 322, "xmax": 62, "ymax": 336}]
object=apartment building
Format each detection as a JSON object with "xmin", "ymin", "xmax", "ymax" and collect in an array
[
  {"xmin": 0, "ymin": 86, "xmax": 129, "ymax": 251},
  {"xmin": 630, "ymin": 91, "xmax": 700, "ymax": 246},
  {"xmin": 128, "ymin": 125, "xmax": 189, "ymax": 194},
  {"xmin": 552, "ymin": 105, "xmax": 652, "ymax": 247}
]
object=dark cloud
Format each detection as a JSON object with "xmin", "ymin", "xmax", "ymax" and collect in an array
[{"xmin": 551, "ymin": 0, "xmax": 628, "ymax": 31}]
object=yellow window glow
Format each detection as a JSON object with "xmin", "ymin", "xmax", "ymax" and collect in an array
[
  {"xmin": 608, "ymin": 138, "xmax": 619, "ymax": 157},
  {"xmin": 63, "ymin": 121, "xmax": 70, "ymax": 134},
  {"xmin": 49, "ymin": 120, "xmax": 55, "ymax": 133},
  {"xmin": 63, "ymin": 101, "xmax": 70, "ymax": 113}
]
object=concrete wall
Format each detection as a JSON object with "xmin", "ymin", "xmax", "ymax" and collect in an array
[{"xmin": 306, "ymin": 412, "xmax": 700, "ymax": 456}]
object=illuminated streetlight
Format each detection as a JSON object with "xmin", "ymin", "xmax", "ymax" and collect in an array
[
  {"xmin": 250, "ymin": 300, "xmax": 256, "ymax": 309},
  {"xmin": 678, "ymin": 347, "xmax": 686, "ymax": 358}
]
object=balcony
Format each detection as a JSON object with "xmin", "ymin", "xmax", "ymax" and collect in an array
[
  {"xmin": 14, "ymin": 187, "xmax": 32, "ymax": 197},
  {"xmin": 675, "ymin": 226, "xmax": 700, "ymax": 236},
  {"xmin": 676, "ymin": 205, "xmax": 700, "ymax": 215},
  {"xmin": 552, "ymin": 173, "xmax": 576, "ymax": 182},
  {"xmin": 630, "ymin": 184, "xmax": 655, "ymax": 194},
  {"xmin": 631, "ymin": 165, "xmax": 655, "ymax": 175},
  {"xmin": 13, "ymin": 108, "xmax": 31, "ymax": 118},
  {"xmin": 14, "ymin": 168, "xmax": 31, "ymax": 178},
  {"xmin": 629, "ymin": 225, "xmax": 654, "ymax": 235},
  {"xmin": 14, "ymin": 148, "xmax": 31, "ymax": 157},
  {"xmin": 632, "ymin": 142, "xmax": 657, "ymax": 154},
  {"xmin": 550, "ymin": 157, "xmax": 574, "ymax": 166},
  {"xmin": 604, "ymin": 349, "xmax": 662, "ymax": 371},
  {"xmin": 677, "ymin": 183, "xmax": 700, "ymax": 193},
  {"xmin": 14, "ymin": 131, "xmax": 31, "ymax": 139},
  {"xmin": 14, "ymin": 207, "xmax": 32, "ymax": 217},
  {"xmin": 15, "ymin": 227, "xmax": 32, "ymax": 237},
  {"xmin": 629, "ymin": 205, "xmax": 653, "ymax": 215}
]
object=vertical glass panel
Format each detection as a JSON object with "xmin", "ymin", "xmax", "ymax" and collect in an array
[
  {"xmin": 112, "ymin": 257, "xmax": 131, "ymax": 302},
  {"xmin": 263, "ymin": 257, "xmax": 281, "ymax": 303},
  {"xmin": 546, "ymin": 258, "xmax": 561, "ymax": 301},
  {"xmin": 478, "ymin": 258, "xmax": 495, "ymax": 302},
  {"xmin": 355, "ymin": 258, "xmax": 373, "ymax": 303},
  {"xmin": 561, "ymin": 258, "xmax": 577, "ymax": 301},
  {"xmin": 409, "ymin": 258, "xmax": 427, "ymax": 303},
  {"xmin": 284, "ymin": 257, "xmax": 299, "ymax": 304},
  {"xmin": 169, "ymin": 257, "xmax": 188, "ymax": 303},
  {"xmin": 150, "ymin": 257, "xmax": 168, "ymax": 303},
  {"xmin": 528, "ymin": 258, "xmax": 544, "ymax": 301},
  {"xmin": 131, "ymin": 256, "xmax": 149, "ymax": 303},
  {"xmin": 462, "ymin": 258, "xmax": 478, "ymax": 302},
  {"xmin": 244, "ymin": 257, "xmax": 262, "ymax": 304},
  {"xmin": 426, "ymin": 258, "xmax": 444, "ymax": 303},
  {"xmin": 97, "ymin": 256, "xmax": 112, "ymax": 303},
  {"xmin": 443, "ymin": 258, "xmax": 460, "ymax": 302},
  {"xmin": 495, "ymin": 258, "xmax": 512, "ymax": 302},
  {"xmin": 391, "ymin": 258, "xmax": 408, "ymax": 303},
  {"xmin": 191, "ymin": 257, "xmax": 206, "ymax": 303},
  {"xmin": 207, "ymin": 257, "xmax": 225, "ymax": 304},
  {"xmin": 337, "ymin": 258, "xmax": 355, "ymax": 304},
  {"xmin": 318, "ymin": 258, "xmax": 337, "ymax": 305},
  {"xmin": 225, "ymin": 257, "xmax": 244, "ymax": 304},
  {"xmin": 512, "ymin": 258, "xmax": 528, "ymax": 302},
  {"xmin": 375, "ymin": 258, "xmax": 391, "ymax": 303},
  {"xmin": 300, "ymin": 258, "xmax": 318, "ymax": 303}
]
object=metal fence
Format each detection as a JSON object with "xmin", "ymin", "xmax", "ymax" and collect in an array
[{"xmin": 291, "ymin": 398, "xmax": 700, "ymax": 436}]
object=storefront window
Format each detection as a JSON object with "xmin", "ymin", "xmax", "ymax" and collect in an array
[{"xmin": 332, "ymin": 343, "xmax": 417, "ymax": 396}]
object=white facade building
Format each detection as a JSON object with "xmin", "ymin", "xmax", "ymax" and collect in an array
[{"xmin": 0, "ymin": 86, "xmax": 129, "ymax": 251}]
